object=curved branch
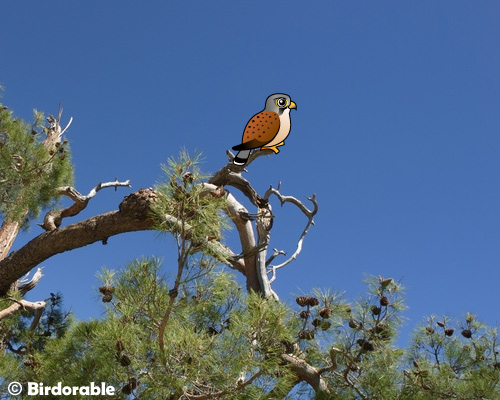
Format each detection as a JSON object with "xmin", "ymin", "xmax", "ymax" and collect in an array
[
  {"xmin": 0, "ymin": 189, "xmax": 156, "ymax": 295},
  {"xmin": 16, "ymin": 267, "xmax": 44, "ymax": 295},
  {"xmin": 264, "ymin": 184, "xmax": 318, "ymax": 284},
  {"xmin": 281, "ymin": 354, "xmax": 330, "ymax": 396},
  {"xmin": 209, "ymin": 149, "xmax": 273, "ymax": 207},
  {"xmin": 40, "ymin": 179, "xmax": 131, "ymax": 231},
  {"xmin": 0, "ymin": 188, "xmax": 242, "ymax": 296}
]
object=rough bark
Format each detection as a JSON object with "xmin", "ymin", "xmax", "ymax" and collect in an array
[
  {"xmin": 0, "ymin": 190, "xmax": 155, "ymax": 295},
  {"xmin": 0, "ymin": 152, "xmax": 317, "ymax": 299},
  {"xmin": 0, "ymin": 219, "xmax": 21, "ymax": 261}
]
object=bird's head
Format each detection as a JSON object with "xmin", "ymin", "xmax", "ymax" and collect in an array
[{"xmin": 264, "ymin": 93, "xmax": 297, "ymax": 114}]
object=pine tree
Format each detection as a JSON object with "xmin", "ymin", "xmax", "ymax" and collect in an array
[{"xmin": 0, "ymin": 98, "xmax": 499, "ymax": 399}]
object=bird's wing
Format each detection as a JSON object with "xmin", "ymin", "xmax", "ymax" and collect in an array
[{"xmin": 232, "ymin": 111, "xmax": 280, "ymax": 150}]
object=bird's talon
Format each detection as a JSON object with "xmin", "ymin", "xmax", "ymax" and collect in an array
[{"xmin": 262, "ymin": 146, "xmax": 280, "ymax": 154}]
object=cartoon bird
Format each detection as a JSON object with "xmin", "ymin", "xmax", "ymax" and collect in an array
[{"xmin": 232, "ymin": 93, "xmax": 297, "ymax": 165}]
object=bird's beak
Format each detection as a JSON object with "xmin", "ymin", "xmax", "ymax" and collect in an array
[{"xmin": 289, "ymin": 101, "xmax": 297, "ymax": 110}]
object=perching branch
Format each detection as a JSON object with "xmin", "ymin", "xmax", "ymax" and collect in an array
[
  {"xmin": 40, "ymin": 179, "xmax": 131, "ymax": 231},
  {"xmin": 210, "ymin": 153, "xmax": 319, "ymax": 297},
  {"xmin": 209, "ymin": 149, "xmax": 273, "ymax": 207},
  {"xmin": 0, "ymin": 150, "xmax": 318, "ymax": 301}
]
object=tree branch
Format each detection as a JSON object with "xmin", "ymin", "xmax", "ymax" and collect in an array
[
  {"xmin": 280, "ymin": 353, "xmax": 330, "ymax": 396},
  {"xmin": 0, "ymin": 299, "xmax": 46, "ymax": 320},
  {"xmin": 0, "ymin": 188, "xmax": 240, "ymax": 296},
  {"xmin": 40, "ymin": 179, "xmax": 131, "ymax": 231},
  {"xmin": 0, "ymin": 154, "xmax": 318, "ymax": 301},
  {"xmin": 0, "ymin": 189, "xmax": 157, "ymax": 295},
  {"xmin": 16, "ymin": 267, "xmax": 44, "ymax": 295},
  {"xmin": 209, "ymin": 149, "xmax": 273, "ymax": 207},
  {"xmin": 264, "ymin": 184, "xmax": 318, "ymax": 284},
  {"xmin": 185, "ymin": 370, "xmax": 263, "ymax": 399}
]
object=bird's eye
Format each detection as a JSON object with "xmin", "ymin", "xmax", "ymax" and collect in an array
[{"xmin": 276, "ymin": 97, "xmax": 288, "ymax": 108}]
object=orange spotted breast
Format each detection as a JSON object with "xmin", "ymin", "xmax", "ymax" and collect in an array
[{"xmin": 238, "ymin": 111, "xmax": 280, "ymax": 149}]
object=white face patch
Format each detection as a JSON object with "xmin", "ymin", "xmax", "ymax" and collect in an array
[{"xmin": 264, "ymin": 108, "xmax": 292, "ymax": 148}]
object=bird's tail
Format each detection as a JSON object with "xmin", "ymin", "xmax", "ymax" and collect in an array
[{"xmin": 233, "ymin": 150, "xmax": 251, "ymax": 165}]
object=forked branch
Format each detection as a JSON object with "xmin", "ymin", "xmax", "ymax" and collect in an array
[
  {"xmin": 264, "ymin": 183, "xmax": 318, "ymax": 284},
  {"xmin": 40, "ymin": 179, "xmax": 131, "ymax": 231}
]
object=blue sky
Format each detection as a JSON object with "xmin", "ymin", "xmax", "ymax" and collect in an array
[{"xmin": 1, "ymin": 1, "xmax": 499, "ymax": 345}]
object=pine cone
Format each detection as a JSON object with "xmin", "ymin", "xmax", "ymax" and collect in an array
[
  {"xmin": 461, "ymin": 329, "xmax": 472, "ymax": 339},
  {"xmin": 380, "ymin": 296, "xmax": 390, "ymax": 307},
  {"xmin": 116, "ymin": 340, "xmax": 125, "ymax": 353},
  {"xmin": 306, "ymin": 297, "xmax": 320, "ymax": 307},
  {"xmin": 444, "ymin": 328, "xmax": 454, "ymax": 337},
  {"xmin": 99, "ymin": 285, "xmax": 115, "ymax": 295},
  {"xmin": 371, "ymin": 305, "xmax": 381, "ymax": 316},
  {"xmin": 119, "ymin": 188, "xmax": 159, "ymax": 217},
  {"xmin": 296, "ymin": 296, "xmax": 308, "ymax": 307},
  {"xmin": 298, "ymin": 330, "xmax": 315, "ymax": 340},
  {"xmin": 357, "ymin": 339, "xmax": 375, "ymax": 352},
  {"xmin": 319, "ymin": 307, "xmax": 332, "ymax": 319},
  {"xmin": 119, "ymin": 354, "xmax": 131, "ymax": 367},
  {"xmin": 102, "ymin": 294, "xmax": 113, "ymax": 303}
]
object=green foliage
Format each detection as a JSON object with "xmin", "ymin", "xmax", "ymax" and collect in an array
[
  {"xmin": 0, "ymin": 293, "xmax": 72, "ymax": 396},
  {"xmin": 404, "ymin": 314, "xmax": 500, "ymax": 399},
  {"xmin": 2, "ymin": 263, "xmax": 500, "ymax": 399},
  {"xmin": 0, "ymin": 258, "xmax": 297, "ymax": 399},
  {"xmin": 152, "ymin": 149, "xmax": 230, "ymax": 260},
  {"xmin": 0, "ymin": 103, "xmax": 73, "ymax": 225},
  {"xmin": 1, "ymin": 145, "xmax": 499, "ymax": 398}
]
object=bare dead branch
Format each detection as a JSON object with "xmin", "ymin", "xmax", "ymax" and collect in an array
[
  {"xmin": 209, "ymin": 149, "xmax": 274, "ymax": 207},
  {"xmin": 264, "ymin": 184, "xmax": 318, "ymax": 284},
  {"xmin": 281, "ymin": 353, "xmax": 330, "ymax": 396},
  {"xmin": 185, "ymin": 370, "xmax": 263, "ymax": 399},
  {"xmin": 16, "ymin": 267, "xmax": 44, "ymax": 295},
  {"xmin": 0, "ymin": 299, "xmax": 46, "ymax": 320},
  {"xmin": 29, "ymin": 307, "xmax": 45, "ymax": 331},
  {"xmin": 333, "ymin": 370, "xmax": 368, "ymax": 400},
  {"xmin": 39, "ymin": 179, "xmax": 132, "ymax": 231},
  {"xmin": 266, "ymin": 248, "xmax": 286, "ymax": 267},
  {"xmin": 255, "ymin": 203, "xmax": 277, "ymax": 299},
  {"xmin": 0, "ymin": 188, "xmax": 242, "ymax": 295},
  {"xmin": 0, "ymin": 189, "xmax": 156, "ymax": 295}
]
